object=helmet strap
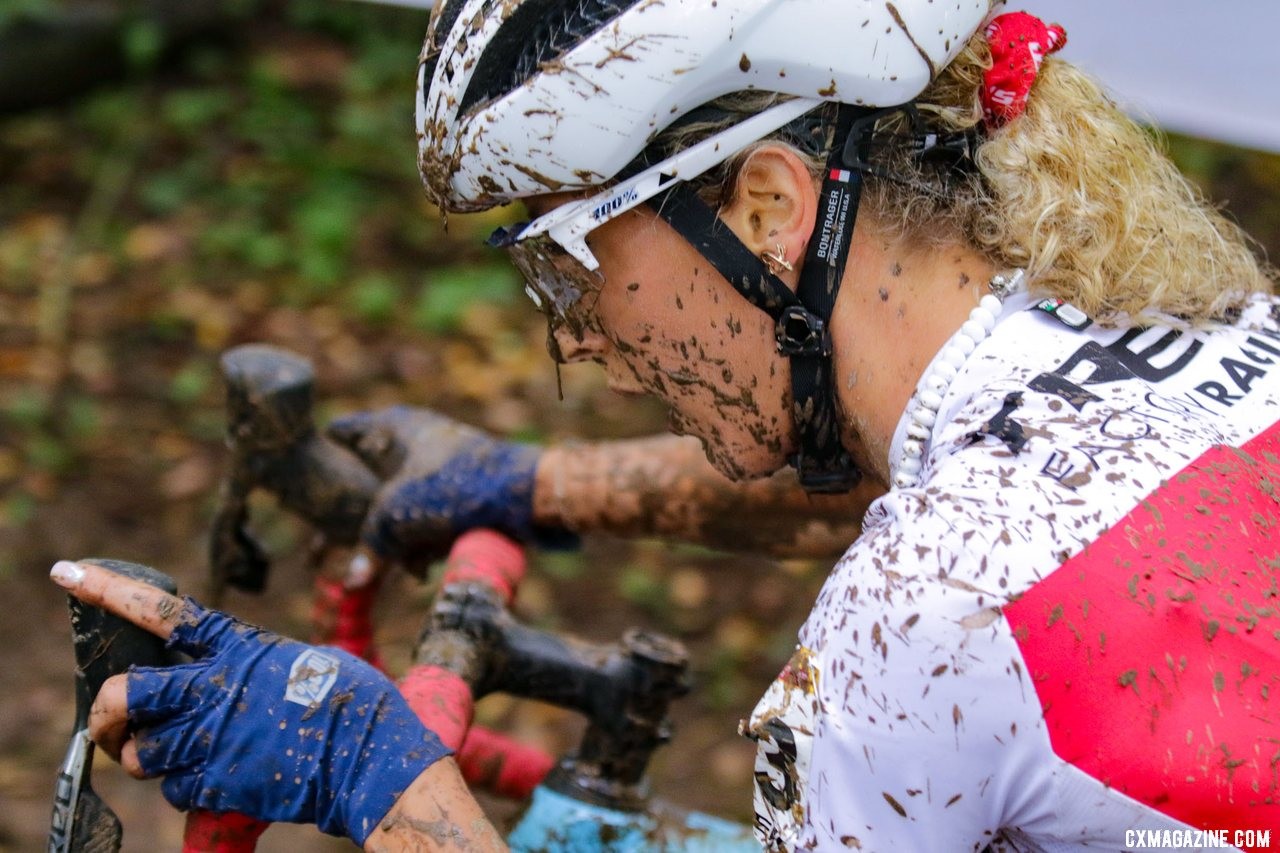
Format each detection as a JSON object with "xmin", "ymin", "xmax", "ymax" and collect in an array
[
  {"xmin": 788, "ymin": 102, "xmax": 864, "ymax": 491},
  {"xmin": 645, "ymin": 105, "xmax": 867, "ymax": 492}
]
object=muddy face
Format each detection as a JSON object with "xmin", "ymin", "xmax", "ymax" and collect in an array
[{"xmin": 548, "ymin": 206, "xmax": 795, "ymax": 481}]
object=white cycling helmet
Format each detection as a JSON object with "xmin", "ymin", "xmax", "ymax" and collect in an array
[
  {"xmin": 416, "ymin": 0, "xmax": 992, "ymax": 493},
  {"xmin": 417, "ymin": 0, "xmax": 990, "ymax": 213}
]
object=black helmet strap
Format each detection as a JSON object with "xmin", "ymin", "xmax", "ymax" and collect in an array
[{"xmin": 646, "ymin": 104, "xmax": 867, "ymax": 493}]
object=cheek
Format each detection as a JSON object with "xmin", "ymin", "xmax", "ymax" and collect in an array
[
  {"xmin": 596, "ymin": 273, "xmax": 722, "ymax": 390},
  {"xmin": 602, "ymin": 276, "xmax": 791, "ymax": 446}
]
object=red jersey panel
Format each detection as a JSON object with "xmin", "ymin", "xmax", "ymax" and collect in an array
[{"xmin": 1005, "ymin": 420, "xmax": 1280, "ymax": 846}]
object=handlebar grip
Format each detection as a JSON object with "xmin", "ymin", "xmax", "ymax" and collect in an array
[
  {"xmin": 440, "ymin": 529, "xmax": 527, "ymax": 603},
  {"xmin": 455, "ymin": 726, "xmax": 554, "ymax": 800},
  {"xmin": 399, "ymin": 664, "xmax": 475, "ymax": 750},
  {"xmin": 70, "ymin": 559, "xmax": 176, "ymax": 703},
  {"xmin": 182, "ymin": 811, "xmax": 269, "ymax": 853},
  {"xmin": 49, "ymin": 560, "xmax": 178, "ymax": 853},
  {"xmin": 66, "ymin": 561, "xmax": 269, "ymax": 853},
  {"xmin": 212, "ymin": 344, "xmax": 382, "ymax": 598}
]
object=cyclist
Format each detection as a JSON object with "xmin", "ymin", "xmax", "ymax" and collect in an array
[{"xmin": 53, "ymin": 0, "xmax": 1280, "ymax": 849}]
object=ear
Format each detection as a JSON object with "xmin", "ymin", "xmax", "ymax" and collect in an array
[{"xmin": 718, "ymin": 144, "xmax": 819, "ymax": 290}]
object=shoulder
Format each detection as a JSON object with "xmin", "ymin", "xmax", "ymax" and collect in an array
[{"xmin": 906, "ymin": 300, "xmax": 1280, "ymax": 574}]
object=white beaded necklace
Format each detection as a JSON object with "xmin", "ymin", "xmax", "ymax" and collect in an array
[{"xmin": 891, "ymin": 269, "xmax": 1026, "ymax": 490}]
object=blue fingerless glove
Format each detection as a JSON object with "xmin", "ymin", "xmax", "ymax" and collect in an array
[
  {"xmin": 127, "ymin": 600, "xmax": 450, "ymax": 845},
  {"xmin": 366, "ymin": 436, "xmax": 578, "ymax": 560}
]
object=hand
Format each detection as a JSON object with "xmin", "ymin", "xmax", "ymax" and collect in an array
[
  {"xmin": 49, "ymin": 560, "xmax": 450, "ymax": 846},
  {"xmin": 327, "ymin": 406, "xmax": 576, "ymax": 569}
]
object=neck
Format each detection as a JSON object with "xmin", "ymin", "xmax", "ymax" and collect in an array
[{"xmin": 827, "ymin": 231, "xmax": 997, "ymax": 487}]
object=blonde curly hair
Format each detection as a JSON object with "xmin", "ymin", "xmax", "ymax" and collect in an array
[{"xmin": 662, "ymin": 27, "xmax": 1275, "ymax": 325}]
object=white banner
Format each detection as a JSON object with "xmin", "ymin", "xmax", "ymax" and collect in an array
[{"xmin": 1019, "ymin": 0, "xmax": 1280, "ymax": 153}]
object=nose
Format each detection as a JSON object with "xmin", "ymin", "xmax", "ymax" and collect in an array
[{"xmin": 548, "ymin": 324, "xmax": 608, "ymax": 364}]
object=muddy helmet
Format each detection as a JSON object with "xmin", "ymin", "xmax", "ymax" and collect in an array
[{"xmin": 417, "ymin": 0, "xmax": 990, "ymax": 213}]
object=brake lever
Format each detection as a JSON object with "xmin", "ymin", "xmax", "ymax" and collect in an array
[
  {"xmin": 210, "ymin": 344, "xmax": 381, "ymax": 602},
  {"xmin": 49, "ymin": 559, "xmax": 177, "ymax": 853}
]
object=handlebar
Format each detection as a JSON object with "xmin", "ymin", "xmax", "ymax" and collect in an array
[
  {"xmin": 211, "ymin": 343, "xmax": 558, "ymax": 798},
  {"xmin": 188, "ymin": 343, "xmax": 700, "ymax": 848},
  {"xmin": 413, "ymin": 530, "xmax": 690, "ymax": 810}
]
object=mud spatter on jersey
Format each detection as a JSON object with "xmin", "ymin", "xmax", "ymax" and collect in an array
[{"xmin": 745, "ymin": 294, "xmax": 1280, "ymax": 851}]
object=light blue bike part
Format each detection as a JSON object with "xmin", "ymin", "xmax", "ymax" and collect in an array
[{"xmin": 508, "ymin": 784, "xmax": 761, "ymax": 852}]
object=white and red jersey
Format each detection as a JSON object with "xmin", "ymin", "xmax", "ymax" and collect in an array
[{"xmin": 746, "ymin": 293, "xmax": 1280, "ymax": 851}]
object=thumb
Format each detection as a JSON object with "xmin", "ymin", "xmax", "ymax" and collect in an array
[
  {"xmin": 327, "ymin": 409, "xmax": 402, "ymax": 476},
  {"xmin": 326, "ymin": 409, "xmax": 376, "ymax": 451}
]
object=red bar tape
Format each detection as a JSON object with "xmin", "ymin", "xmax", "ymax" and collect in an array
[
  {"xmin": 441, "ymin": 529, "xmax": 527, "ymax": 604},
  {"xmin": 182, "ymin": 810, "xmax": 269, "ymax": 853},
  {"xmin": 312, "ymin": 574, "xmax": 385, "ymax": 672},
  {"xmin": 399, "ymin": 663, "xmax": 475, "ymax": 750},
  {"xmin": 456, "ymin": 725, "xmax": 554, "ymax": 800}
]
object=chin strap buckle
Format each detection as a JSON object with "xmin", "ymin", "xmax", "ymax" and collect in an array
[
  {"xmin": 775, "ymin": 305, "xmax": 831, "ymax": 357},
  {"xmin": 790, "ymin": 451, "xmax": 862, "ymax": 493}
]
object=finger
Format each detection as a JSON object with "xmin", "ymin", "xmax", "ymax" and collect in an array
[
  {"xmin": 329, "ymin": 412, "xmax": 406, "ymax": 477},
  {"xmin": 133, "ymin": 708, "xmax": 211, "ymax": 779},
  {"xmin": 127, "ymin": 661, "xmax": 211, "ymax": 726},
  {"xmin": 362, "ymin": 486, "xmax": 449, "ymax": 561},
  {"xmin": 50, "ymin": 560, "xmax": 190, "ymax": 641},
  {"xmin": 360, "ymin": 502, "xmax": 447, "ymax": 577},
  {"xmin": 345, "ymin": 547, "xmax": 387, "ymax": 589},
  {"xmin": 160, "ymin": 770, "xmax": 203, "ymax": 813},
  {"xmin": 120, "ymin": 737, "xmax": 146, "ymax": 779},
  {"xmin": 88, "ymin": 674, "xmax": 131, "ymax": 761},
  {"xmin": 164, "ymin": 604, "xmax": 279, "ymax": 659},
  {"xmin": 325, "ymin": 409, "xmax": 377, "ymax": 449}
]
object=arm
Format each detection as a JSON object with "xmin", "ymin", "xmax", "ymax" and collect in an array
[
  {"xmin": 364, "ymin": 759, "xmax": 505, "ymax": 852},
  {"xmin": 326, "ymin": 407, "xmax": 877, "ymax": 563},
  {"xmin": 534, "ymin": 434, "xmax": 875, "ymax": 558}
]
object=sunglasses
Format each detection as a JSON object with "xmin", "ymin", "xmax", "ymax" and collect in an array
[
  {"xmin": 488, "ymin": 96, "xmax": 821, "ymax": 324},
  {"xmin": 488, "ymin": 223, "xmax": 604, "ymax": 329}
]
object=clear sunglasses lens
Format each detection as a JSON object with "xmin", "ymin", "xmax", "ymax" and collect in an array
[{"xmin": 505, "ymin": 235, "xmax": 603, "ymax": 323}]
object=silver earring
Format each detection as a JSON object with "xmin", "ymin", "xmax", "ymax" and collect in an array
[{"xmin": 761, "ymin": 244, "xmax": 793, "ymax": 275}]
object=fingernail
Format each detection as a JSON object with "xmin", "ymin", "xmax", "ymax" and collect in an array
[
  {"xmin": 345, "ymin": 552, "xmax": 373, "ymax": 589},
  {"xmin": 50, "ymin": 560, "xmax": 86, "ymax": 587}
]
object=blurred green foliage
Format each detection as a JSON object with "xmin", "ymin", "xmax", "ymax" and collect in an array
[
  {"xmin": 0, "ymin": 0, "xmax": 58, "ymax": 29},
  {"xmin": 0, "ymin": 0, "xmax": 537, "ymax": 565},
  {"xmin": 414, "ymin": 265, "xmax": 522, "ymax": 333}
]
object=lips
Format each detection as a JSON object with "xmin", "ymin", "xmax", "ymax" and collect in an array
[{"xmin": 606, "ymin": 382, "xmax": 646, "ymax": 398}]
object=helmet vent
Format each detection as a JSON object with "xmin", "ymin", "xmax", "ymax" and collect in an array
[
  {"xmin": 459, "ymin": 0, "xmax": 646, "ymax": 114},
  {"xmin": 422, "ymin": 0, "xmax": 472, "ymax": 112}
]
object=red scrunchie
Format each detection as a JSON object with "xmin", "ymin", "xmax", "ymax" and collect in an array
[{"xmin": 982, "ymin": 11, "xmax": 1067, "ymax": 129}]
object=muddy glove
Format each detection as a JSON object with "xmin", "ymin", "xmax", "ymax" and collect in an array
[
  {"xmin": 327, "ymin": 406, "xmax": 577, "ymax": 569},
  {"xmin": 128, "ymin": 600, "xmax": 450, "ymax": 846}
]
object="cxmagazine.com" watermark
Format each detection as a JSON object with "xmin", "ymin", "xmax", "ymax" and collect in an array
[{"xmin": 1126, "ymin": 829, "xmax": 1272, "ymax": 850}]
